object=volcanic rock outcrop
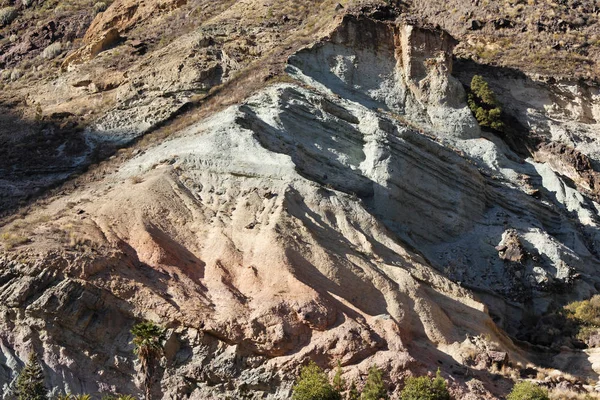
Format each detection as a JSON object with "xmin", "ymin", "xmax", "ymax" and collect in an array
[{"xmin": 1, "ymin": 7, "xmax": 600, "ymax": 400}]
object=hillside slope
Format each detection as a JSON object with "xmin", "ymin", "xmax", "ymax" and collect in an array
[{"xmin": 0, "ymin": 0, "xmax": 600, "ymax": 399}]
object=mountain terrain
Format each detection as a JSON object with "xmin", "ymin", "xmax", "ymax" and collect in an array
[{"xmin": 0, "ymin": 0, "xmax": 600, "ymax": 398}]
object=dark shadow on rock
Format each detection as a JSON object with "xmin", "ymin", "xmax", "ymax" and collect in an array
[{"xmin": 0, "ymin": 106, "xmax": 102, "ymax": 217}]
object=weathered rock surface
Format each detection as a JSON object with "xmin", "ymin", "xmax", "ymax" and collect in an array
[
  {"xmin": 62, "ymin": 0, "xmax": 186, "ymax": 68},
  {"xmin": 1, "ymin": 6, "xmax": 600, "ymax": 400}
]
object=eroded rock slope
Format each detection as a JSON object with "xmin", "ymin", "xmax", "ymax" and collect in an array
[{"xmin": 1, "ymin": 9, "xmax": 600, "ymax": 400}]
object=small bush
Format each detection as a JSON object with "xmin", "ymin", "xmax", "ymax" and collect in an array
[
  {"xmin": 10, "ymin": 68, "xmax": 23, "ymax": 82},
  {"xmin": 41, "ymin": 42, "xmax": 63, "ymax": 59},
  {"xmin": 93, "ymin": 2, "xmax": 108, "ymax": 14},
  {"xmin": 292, "ymin": 361, "xmax": 341, "ymax": 400},
  {"xmin": 0, "ymin": 6, "xmax": 17, "ymax": 26},
  {"xmin": 564, "ymin": 296, "xmax": 600, "ymax": 327},
  {"xmin": 130, "ymin": 175, "xmax": 143, "ymax": 184},
  {"xmin": 400, "ymin": 370, "xmax": 450, "ymax": 400},
  {"xmin": 362, "ymin": 366, "xmax": 388, "ymax": 400},
  {"xmin": 1, "ymin": 232, "xmax": 29, "ymax": 249},
  {"xmin": 467, "ymin": 75, "xmax": 504, "ymax": 132},
  {"xmin": 560, "ymin": 296, "xmax": 600, "ymax": 344},
  {"xmin": 507, "ymin": 381, "xmax": 549, "ymax": 400}
]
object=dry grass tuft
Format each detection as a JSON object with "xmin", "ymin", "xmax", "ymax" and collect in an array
[{"xmin": 0, "ymin": 232, "xmax": 29, "ymax": 249}]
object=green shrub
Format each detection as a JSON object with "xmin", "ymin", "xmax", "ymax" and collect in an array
[
  {"xmin": 292, "ymin": 361, "xmax": 341, "ymax": 400},
  {"xmin": 10, "ymin": 68, "xmax": 23, "ymax": 82},
  {"xmin": 563, "ymin": 295, "xmax": 600, "ymax": 342},
  {"xmin": 506, "ymin": 381, "xmax": 549, "ymax": 400},
  {"xmin": 14, "ymin": 353, "xmax": 48, "ymax": 400},
  {"xmin": 348, "ymin": 382, "xmax": 360, "ymax": 400},
  {"xmin": 564, "ymin": 295, "xmax": 600, "ymax": 326},
  {"xmin": 467, "ymin": 75, "xmax": 504, "ymax": 132},
  {"xmin": 332, "ymin": 362, "xmax": 345, "ymax": 393},
  {"xmin": 400, "ymin": 370, "xmax": 450, "ymax": 400},
  {"xmin": 361, "ymin": 366, "xmax": 388, "ymax": 400},
  {"xmin": 0, "ymin": 6, "xmax": 17, "ymax": 26},
  {"xmin": 93, "ymin": 2, "xmax": 108, "ymax": 14}
]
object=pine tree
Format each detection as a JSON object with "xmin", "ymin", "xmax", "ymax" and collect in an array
[
  {"xmin": 361, "ymin": 366, "xmax": 388, "ymax": 400},
  {"xmin": 431, "ymin": 369, "xmax": 450, "ymax": 400},
  {"xmin": 332, "ymin": 361, "xmax": 346, "ymax": 393},
  {"xmin": 14, "ymin": 353, "xmax": 48, "ymax": 400},
  {"xmin": 467, "ymin": 75, "xmax": 504, "ymax": 132},
  {"xmin": 348, "ymin": 381, "xmax": 360, "ymax": 400}
]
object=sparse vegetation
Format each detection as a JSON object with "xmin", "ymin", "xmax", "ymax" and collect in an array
[
  {"xmin": 59, "ymin": 395, "xmax": 92, "ymax": 400},
  {"xmin": 467, "ymin": 75, "xmax": 504, "ymax": 132},
  {"xmin": 100, "ymin": 395, "xmax": 137, "ymax": 400},
  {"xmin": 507, "ymin": 381, "xmax": 549, "ymax": 400},
  {"xmin": 549, "ymin": 388, "xmax": 600, "ymax": 399},
  {"xmin": 400, "ymin": 370, "xmax": 450, "ymax": 400},
  {"xmin": 1, "ymin": 232, "xmax": 29, "ymax": 249},
  {"xmin": 130, "ymin": 175, "xmax": 144, "ymax": 184}
]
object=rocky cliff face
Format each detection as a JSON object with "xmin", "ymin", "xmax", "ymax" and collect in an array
[{"xmin": 1, "ymin": 2, "xmax": 600, "ymax": 399}]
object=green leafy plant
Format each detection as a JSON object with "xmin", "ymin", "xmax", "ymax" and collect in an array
[
  {"xmin": 400, "ymin": 370, "xmax": 450, "ymax": 400},
  {"xmin": 292, "ymin": 361, "xmax": 341, "ymax": 400},
  {"xmin": 361, "ymin": 366, "xmax": 388, "ymax": 400},
  {"xmin": 506, "ymin": 381, "xmax": 549, "ymax": 400},
  {"xmin": 131, "ymin": 321, "xmax": 165, "ymax": 400},
  {"xmin": 14, "ymin": 353, "xmax": 48, "ymax": 400},
  {"xmin": 467, "ymin": 75, "xmax": 504, "ymax": 132}
]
